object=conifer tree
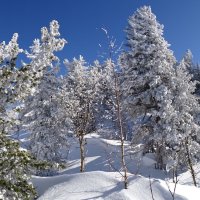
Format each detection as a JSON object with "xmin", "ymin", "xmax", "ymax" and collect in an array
[
  {"xmin": 183, "ymin": 49, "xmax": 193, "ymax": 71},
  {"xmin": 21, "ymin": 69, "xmax": 69, "ymax": 167},
  {"xmin": 0, "ymin": 33, "xmax": 37, "ymax": 199},
  {"xmin": 0, "ymin": 20, "xmax": 66, "ymax": 198},
  {"xmin": 172, "ymin": 60, "xmax": 200, "ymax": 186},
  {"xmin": 183, "ymin": 50, "xmax": 200, "ymax": 97},
  {"xmin": 120, "ymin": 6, "xmax": 176, "ymax": 169},
  {"xmin": 20, "ymin": 20, "xmax": 67, "ymax": 172}
]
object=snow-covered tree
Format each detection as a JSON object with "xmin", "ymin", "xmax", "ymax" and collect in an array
[
  {"xmin": 21, "ymin": 70, "xmax": 69, "ymax": 166},
  {"xmin": 20, "ymin": 20, "xmax": 68, "ymax": 170},
  {"xmin": 183, "ymin": 50, "xmax": 200, "ymax": 98},
  {"xmin": 0, "ymin": 34, "xmax": 37, "ymax": 199},
  {"xmin": 96, "ymin": 59, "xmax": 119, "ymax": 138},
  {"xmin": 120, "ymin": 6, "xmax": 176, "ymax": 169},
  {"xmin": 60, "ymin": 56, "xmax": 100, "ymax": 172},
  {"xmin": 0, "ymin": 20, "xmax": 67, "ymax": 198},
  {"xmin": 183, "ymin": 49, "xmax": 193, "ymax": 71},
  {"xmin": 0, "ymin": 135, "xmax": 36, "ymax": 199},
  {"xmin": 171, "ymin": 60, "xmax": 200, "ymax": 186},
  {"xmin": 25, "ymin": 20, "xmax": 66, "ymax": 86}
]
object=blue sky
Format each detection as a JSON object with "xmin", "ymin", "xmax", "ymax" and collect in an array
[{"xmin": 1, "ymin": 0, "xmax": 200, "ymax": 66}]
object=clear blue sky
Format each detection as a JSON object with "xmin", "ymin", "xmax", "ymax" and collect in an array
[{"xmin": 1, "ymin": 0, "xmax": 200, "ymax": 65}]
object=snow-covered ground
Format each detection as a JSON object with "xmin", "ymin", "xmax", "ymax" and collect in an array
[{"xmin": 32, "ymin": 133, "xmax": 200, "ymax": 200}]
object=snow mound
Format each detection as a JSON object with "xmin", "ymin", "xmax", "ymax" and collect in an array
[
  {"xmin": 34, "ymin": 171, "xmax": 200, "ymax": 200},
  {"xmin": 31, "ymin": 134, "xmax": 200, "ymax": 200}
]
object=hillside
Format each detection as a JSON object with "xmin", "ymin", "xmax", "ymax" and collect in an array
[{"xmin": 31, "ymin": 134, "xmax": 200, "ymax": 200}]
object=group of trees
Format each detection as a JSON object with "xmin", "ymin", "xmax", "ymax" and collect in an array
[
  {"xmin": 0, "ymin": 20, "xmax": 66, "ymax": 199},
  {"xmin": 121, "ymin": 6, "xmax": 200, "ymax": 168},
  {"xmin": 1, "ymin": 5, "xmax": 200, "ymax": 198},
  {"xmin": 120, "ymin": 6, "xmax": 200, "ymax": 186}
]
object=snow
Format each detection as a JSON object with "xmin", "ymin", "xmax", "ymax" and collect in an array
[
  {"xmin": 34, "ymin": 171, "xmax": 200, "ymax": 200},
  {"xmin": 141, "ymin": 153, "xmax": 157, "ymax": 167},
  {"xmin": 177, "ymin": 165, "xmax": 200, "ymax": 186},
  {"xmin": 31, "ymin": 133, "xmax": 200, "ymax": 200}
]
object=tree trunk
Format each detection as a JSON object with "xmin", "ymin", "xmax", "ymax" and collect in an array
[
  {"xmin": 114, "ymin": 65, "xmax": 128, "ymax": 189},
  {"xmin": 185, "ymin": 138, "xmax": 197, "ymax": 187},
  {"xmin": 79, "ymin": 134, "xmax": 85, "ymax": 172},
  {"xmin": 116, "ymin": 98, "xmax": 128, "ymax": 189}
]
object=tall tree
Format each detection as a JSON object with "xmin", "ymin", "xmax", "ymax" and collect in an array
[
  {"xmin": 0, "ymin": 20, "xmax": 67, "ymax": 198},
  {"xmin": 20, "ymin": 20, "xmax": 67, "ymax": 170},
  {"xmin": 120, "ymin": 6, "xmax": 176, "ymax": 169},
  {"xmin": 172, "ymin": 60, "xmax": 200, "ymax": 186},
  {"xmin": 0, "ymin": 33, "xmax": 37, "ymax": 199},
  {"xmin": 21, "ymin": 69, "xmax": 69, "ymax": 166}
]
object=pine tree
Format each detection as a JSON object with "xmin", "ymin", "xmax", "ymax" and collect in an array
[
  {"xmin": 183, "ymin": 50, "xmax": 200, "ymax": 97},
  {"xmin": 25, "ymin": 20, "xmax": 66, "ymax": 85},
  {"xmin": 0, "ymin": 34, "xmax": 37, "ymax": 199},
  {"xmin": 21, "ymin": 69, "xmax": 69, "ymax": 169},
  {"xmin": 0, "ymin": 135, "xmax": 36, "ymax": 199},
  {"xmin": 120, "ymin": 6, "xmax": 176, "ymax": 169},
  {"xmin": 20, "ymin": 20, "xmax": 68, "ymax": 174},
  {"xmin": 0, "ymin": 20, "xmax": 67, "ymax": 198},
  {"xmin": 183, "ymin": 49, "xmax": 193, "ymax": 71},
  {"xmin": 172, "ymin": 60, "xmax": 200, "ymax": 186}
]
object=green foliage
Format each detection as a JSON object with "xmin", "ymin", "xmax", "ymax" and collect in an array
[{"xmin": 0, "ymin": 134, "xmax": 37, "ymax": 200}]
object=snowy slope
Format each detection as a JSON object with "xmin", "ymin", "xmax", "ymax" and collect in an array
[
  {"xmin": 33, "ymin": 171, "xmax": 200, "ymax": 200},
  {"xmin": 32, "ymin": 133, "xmax": 200, "ymax": 200}
]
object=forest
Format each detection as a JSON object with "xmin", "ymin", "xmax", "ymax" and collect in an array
[{"xmin": 0, "ymin": 6, "xmax": 200, "ymax": 200}]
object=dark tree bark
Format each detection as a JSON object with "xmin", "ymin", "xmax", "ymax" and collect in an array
[{"xmin": 185, "ymin": 138, "xmax": 197, "ymax": 187}]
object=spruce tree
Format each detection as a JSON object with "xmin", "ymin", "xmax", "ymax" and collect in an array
[
  {"xmin": 21, "ymin": 69, "xmax": 69, "ymax": 169},
  {"xmin": 0, "ymin": 33, "xmax": 36, "ymax": 199},
  {"xmin": 172, "ymin": 60, "xmax": 200, "ymax": 186},
  {"xmin": 20, "ymin": 20, "xmax": 67, "ymax": 174},
  {"xmin": 0, "ymin": 20, "xmax": 67, "ymax": 198},
  {"xmin": 120, "ymin": 6, "xmax": 176, "ymax": 169}
]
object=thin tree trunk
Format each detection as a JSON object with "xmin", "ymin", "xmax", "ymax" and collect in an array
[
  {"xmin": 172, "ymin": 168, "xmax": 175, "ymax": 183},
  {"xmin": 113, "ymin": 63, "xmax": 128, "ymax": 189},
  {"xmin": 149, "ymin": 176, "xmax": 155, "ymax": 200},
  {"xmin": 79, "ymin": 134, "xmax": 85, "ymax": 172},
  {"xmin": 116, "ymin": 93, "xmax": 128, "ymax": 189},
  {"xmin": 185, "ymin": 138, "xmax": 197, "ymax": 187}
]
